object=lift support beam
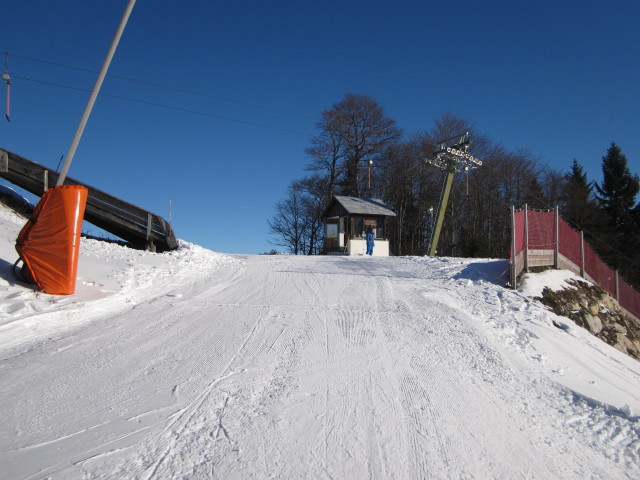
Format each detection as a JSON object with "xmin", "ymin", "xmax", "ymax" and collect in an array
[
  {"xmin": 428, "ymin": 163, "xmax": 456, "ymax": 256},
  {"xmin": 426, "ymin": 132, "xmax": 482, "ymax": 257},
  {"xmin": 1, "ymin": 148, "xmax": 177, "ymax": 252}
]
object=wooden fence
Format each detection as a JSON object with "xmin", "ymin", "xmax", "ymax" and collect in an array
[{"xmin": 0, "ymin": 148, "xmax": 178, "ymax": 252}]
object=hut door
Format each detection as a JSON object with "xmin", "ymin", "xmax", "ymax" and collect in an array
[{"xmin": 342, "ymin": 217, "xmax": 350, "ymax": 251}]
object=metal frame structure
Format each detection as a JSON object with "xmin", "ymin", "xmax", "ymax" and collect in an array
[{"xmin": 426, "ymin": 132, "xmax": 482, "ymax": 256}]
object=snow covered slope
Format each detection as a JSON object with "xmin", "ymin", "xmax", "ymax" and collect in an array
[{"xmin": 1, "ymin": 204, "xmax": 639, "ymax": 479}]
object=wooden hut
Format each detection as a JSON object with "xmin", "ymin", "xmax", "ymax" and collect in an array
[{"xmin": 322, "ymin": 196, "xmax": 396, "ymax": 256}]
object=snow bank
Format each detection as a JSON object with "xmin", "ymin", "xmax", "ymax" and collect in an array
[
  {"xmin": 519, "ymin": 268, "xmax": 587, "ymax": 297},
  {"xmin": 0, "ymin": 205, "xmax": 240, "ymax": 357}
]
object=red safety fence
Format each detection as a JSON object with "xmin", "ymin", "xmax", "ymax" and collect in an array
[
  {"xmin": 527, "ymin": 210, "xmax": 555, "ymax": 250},
  {"xmin": 510, "ymin": 206, "xmax": 640, "ymax": 321},
  {"xmin": 558, "ymin": 219, "xmax": 580, "ymax": 267}
]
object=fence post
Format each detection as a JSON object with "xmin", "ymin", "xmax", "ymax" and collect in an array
[
  {"xmin": 615, "ymin": 270, "xmax": 619, "ymax": 301},
  {"xmin": 554, "ymin": 206, "xmax": 559, "ymax": 269},
  {"xmin": 511, "ymin": 205, "xmax": 517, "ymax": 289},
  {"xmin": 146, "ymin": 213, "xmax": 152, "ymax": 241},
  {"xmin": 524, "ymin": 204, "xmax": 528, "ymax": 272},
  {"xmin": 43, "ymin": 170, "xmax": 48, "ymax": 192},
  {"xmin": 580, "ymin": 231, "xmax": 585, "ymax": 278},
  {"xmin": 0, "ymin": 149, "xmax": 8, "ymax": 172}
]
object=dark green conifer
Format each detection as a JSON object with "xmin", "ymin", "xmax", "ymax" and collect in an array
[
  {"xmin": 594, "ymin": 142, "xmax": 639, "ymax": 230},
  {"xmin": 562, "ymin": 159, "xmax": 595, "ymax": 228}
]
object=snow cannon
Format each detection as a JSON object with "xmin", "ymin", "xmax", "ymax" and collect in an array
[{"xmin": 15, "ymin": 185, "xmax": 88, "ymax": 295}]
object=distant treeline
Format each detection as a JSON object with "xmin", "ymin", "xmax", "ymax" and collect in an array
[{"xmin": 269, "ymin": 94, "xmax": 640, "ymax": 287}]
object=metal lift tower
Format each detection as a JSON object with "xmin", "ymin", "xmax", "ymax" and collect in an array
[{"xmin": 426, "ymin": 132, "xmax": 482, "ymax": 256}]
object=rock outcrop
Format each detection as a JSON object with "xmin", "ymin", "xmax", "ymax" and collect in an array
[{"xmin": 536, "ymin": 279, "xmax": 640, "ymax": 361}]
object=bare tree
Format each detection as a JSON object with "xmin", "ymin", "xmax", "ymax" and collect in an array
[
  {"xmin": 377, "ymin": 136, "xmax": 440, "ymax": 255},
  {"xmin": 273, "ymin": 104, "xmax": 582, "ymax": 260},
  {"xmin": 268, "ymin": 178, "xmax": 326, "ymax": 255},
  {"xmin": 307, "ymin": 93, "xmax": 401, "ymax": 197},
  {"xmin": 268, "ymin": 183, "xmax": 306, "ymax": 254},
  {"xmin": 305, "ymin": 114, "xmax": 345, "ymax": 198},
  {"xmin": 295, "ymin": 175, "xmax": 326, "ymax": 255},
  {"xmin": 540, "ymin": 168, "xmax": 565, "ymax": 208}
]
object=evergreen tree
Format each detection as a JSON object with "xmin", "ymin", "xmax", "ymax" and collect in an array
[
  {"xmin": 592, "ymin": 142, "xmax": 639, "ymax": 285},
  {"xmin": 562, "ymin": 159, "xmax": 595, "ymax": 228},
  {"xmin": 594, "ymin": 142, "xmax": 639, "ymax": 230},
  {"xmin": 566, "ymin": 159, "xmax": 591, "ymax": 192}
]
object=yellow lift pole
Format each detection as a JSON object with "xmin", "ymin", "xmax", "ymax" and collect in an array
[{"xmin": 426, "ymin": 132, "xmax": 482, "ymax": 256}]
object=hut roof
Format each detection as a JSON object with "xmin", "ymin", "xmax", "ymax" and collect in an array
[{"xmin": 323, "ymin": 196, "xmax": 396, "ymax": 218}]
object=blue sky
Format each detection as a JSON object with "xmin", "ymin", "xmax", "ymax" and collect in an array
[{"xmin": 2, "ymin": 0, "xmax": 638, "ymax": 254}]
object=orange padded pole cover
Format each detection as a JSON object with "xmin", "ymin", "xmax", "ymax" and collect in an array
[{"xmin": 16, "ymin": 185, "xmax": 88, "ymax": 295}]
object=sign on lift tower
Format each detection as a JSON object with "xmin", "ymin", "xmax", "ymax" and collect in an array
[{"xmin": 426, "ymin": 132, "xmax": 482, "ymax": 256}]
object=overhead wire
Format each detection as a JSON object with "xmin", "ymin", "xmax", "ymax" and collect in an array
[
  {"xmin": 559, "ymin": 210, "xmax": 639, "ymax": 273},
  {"xmin": 12, "ymin": 74, "xmax": 314, "ymax": 137},
  {"xmin": 5, "ymin": 52, "xmax": 316, "ymax": 120},
  {"xmin": 11, "ymin": 55, "xmax": 637, "ymax": 272}
]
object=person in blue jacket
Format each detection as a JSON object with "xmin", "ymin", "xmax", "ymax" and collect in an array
[{"xmin": 366, "ymin": 226, "xmax": 375, "ymax": 255}]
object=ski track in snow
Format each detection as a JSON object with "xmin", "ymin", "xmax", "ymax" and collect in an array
[{"xmin": 1, "ymin": 206, "xmax": 639, "ymax": 479}]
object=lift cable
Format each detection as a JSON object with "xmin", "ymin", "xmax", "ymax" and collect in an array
[
  {"xmin": 12, "ymin": 74, "xmax": 314, "ymax": 137},
  {"xmin": 4, "ymin": 52, "xmax": 315, "ymax": 120}
]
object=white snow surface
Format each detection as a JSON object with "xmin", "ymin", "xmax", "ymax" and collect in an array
[
  {"xmin": 1, "ymin": 204, "xmax": 639, "ymax": 479},
  {"xmin": 519, "ymin": 269, "xmax": 587, "ymax": 298}
]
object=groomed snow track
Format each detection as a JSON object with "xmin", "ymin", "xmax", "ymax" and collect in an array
[{"xmin": 0, "ymin": 215, "xmax": 639, "ymax": 479}]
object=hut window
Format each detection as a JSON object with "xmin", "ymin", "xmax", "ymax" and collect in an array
[
  {"xmin": 353, "ymin": 217, "xmax": 363, "ymax": 238},
  {"xmin": 364, "ymin": 217, "xmax": 384, "ymax": 238}
]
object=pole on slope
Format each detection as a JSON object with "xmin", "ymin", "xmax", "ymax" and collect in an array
[
  {"xmin": 428, "ymin": 162, "xmax": 456, "ymax": 257},
  {"xmin": 511, "ymin": 205, "xmax": 517, "ymax": 289},
  {"xmin": 554, "ymin": 206, "xmax": 559, "ymax": 269},
  {"xmin": 3, "ymin": 53, "xmax": 10, "ymax": 121},
  {"xmin": 580, "ymin": 230, "xmax": 585, "ymax": 278},
  {"xmin": 424, "ymin": 131, "xmax": 482, "ymax": 257},
  {"xmin": 56, "ymin": 0, "xmax": 137, "ymax": 187},
  {"xmin": 524, "ymin": 204, "xmax": 528, "ymax": 272}
]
